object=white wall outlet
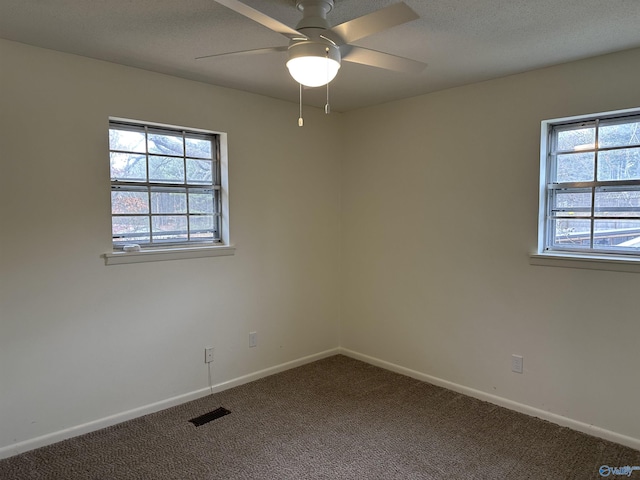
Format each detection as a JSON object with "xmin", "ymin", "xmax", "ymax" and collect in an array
[
  {"xmin": 249, "ymin": 331, "xmax": 257, "ymax": 348},
  {"xmin": 511, "ymin": 354, "xmax": 523, "ymax": 374},
  {"xmin": 205, "ymin": 347, "xmax": 214, "ymax": 363}
]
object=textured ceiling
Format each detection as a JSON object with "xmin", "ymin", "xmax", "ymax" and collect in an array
[{"xmin": 1, "ymin": 0, "xmax": 640, "ymax": 111}]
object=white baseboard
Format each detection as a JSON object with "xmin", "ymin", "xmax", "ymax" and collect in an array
[
  {"xmin": 339, "ymin": 348, "xmax": 640, "ymax": 451},
  {"xmin": 0, "ymin": 347, "xmax": 340, "ymax": 460},
  {"xmin": 208, "ymin": 348, "xmax": 340, "ymax": 394},
  {"xmin": 3, "ymin": 346, "xmax": 637, "ymax": 460}
]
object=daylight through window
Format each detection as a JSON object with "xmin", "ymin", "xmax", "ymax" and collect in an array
[
  {"xmin": 540, "ymin": 109, "xmax": 640, "ymax": 257},
  {"xmin": 109, "ymin": 120, "xmax": 221, "ymax": 248}
]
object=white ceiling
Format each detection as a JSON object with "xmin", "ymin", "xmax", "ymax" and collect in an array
[{"xmin": 2, "ymin": 0, "xmax": 640, "ymax": 111}]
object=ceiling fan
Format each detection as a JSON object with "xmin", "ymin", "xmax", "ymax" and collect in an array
[{"xmin": 198, "ymin": 0, "xmax": 426, "ymax": 89}]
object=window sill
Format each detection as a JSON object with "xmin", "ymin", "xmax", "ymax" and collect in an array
[
  {"xmin": 103, "ymin": 244, "xmax": 236, "ymax": 265},
  {"xmin": 529, "ymin": 252, "xmax": 640, "ymax": 273}
]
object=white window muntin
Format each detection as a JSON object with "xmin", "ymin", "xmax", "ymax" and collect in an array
[
  {"xmin": 109, "ymin": 120, "xmax": 221, "ymax": 248},
  {"xmin": 540, "ymin": 108, "xmax": 640, "ymax": 257}
]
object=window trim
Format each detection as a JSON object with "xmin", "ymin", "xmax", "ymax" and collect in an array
[
  {"xmin": 104, "ymin": 117, "xmax": 233, "ymax": 265},
  {"xmin": 529, "ymin": 251, "xmax": 640, "ymax": 273},
  {"xmin": 534, "ymin": 106, "xmax": 640, "ymax": 272},
  {"xmin": 104, "ymin": 244, "xmax": 236, "ymax": 265}
]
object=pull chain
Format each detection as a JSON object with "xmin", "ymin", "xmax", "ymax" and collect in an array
[
  {"xmin": 325, "ymin": 79, "xmax": 330, "ymax": 114},
  {"xmin": 325, "ymin": 48, "xmax": 331, "ymax": 114},
  {"xmin": 298, "ymin": 83, "xmax": 304, "ymax": 127}
]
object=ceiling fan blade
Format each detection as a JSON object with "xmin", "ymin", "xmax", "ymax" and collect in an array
[
  {"xmin": 327, "ymin": 2, "xmax": 418, "ymax": 45},
  {"xmin": 196, "ymin": 46, "xmax": 288, "ymax": 60},
  {"xmin": 341, "ymin": 45, "xmax": 426, "ymax": 74},
  {"xmin": 213, "ymin": 0, "xmax": 306, "ymax": 40}
]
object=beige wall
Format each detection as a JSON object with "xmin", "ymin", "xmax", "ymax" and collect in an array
[
  {"xmin": 0, "ymin": 39, "xmax": 342, "ymax": 451},
  {"xmin": 341, "ymin": 47, "xmax": 640, "ymax": 442},
  {"xmin": 2, "ymin": 37, "xmax": 640, "ymax": 455}
]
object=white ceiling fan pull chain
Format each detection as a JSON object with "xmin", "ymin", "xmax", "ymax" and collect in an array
[
  {"xmin": 325, "ymin": 48, "xmax": 331, "ymax": 114},
  {"xmin": 298, "ymin": 83, "xmax": 304, "ymax": 127}
]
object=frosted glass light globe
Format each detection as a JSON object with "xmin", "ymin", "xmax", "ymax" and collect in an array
[{"xmin": 286, "ymin": 56, "xmax": 340, "ymax": 87}]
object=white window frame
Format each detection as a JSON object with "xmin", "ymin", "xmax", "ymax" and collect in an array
[
  {"xmin": 104, "ymin": 118, "xmax": 234, "ymax": 265},
  {"xmin": 532, "ymin": 107, "xmax": 640, "ymax": 272}
]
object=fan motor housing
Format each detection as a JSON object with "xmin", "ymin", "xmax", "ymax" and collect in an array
[
  {"xmin": 295, "ymin": 0, "xmax": 334, "ymax": 30},
  {"xmin": 288, "ymin": 40, "xmax": 340, "ymax": 65}
]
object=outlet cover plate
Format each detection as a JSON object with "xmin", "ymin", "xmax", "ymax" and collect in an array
[
  {"xmin": 511, "ymin": 354, "xmax": 523, "ymax": 374},
  {"xmin": 205, "ymin": 347, "xmax": 214, "ymax": 363}
]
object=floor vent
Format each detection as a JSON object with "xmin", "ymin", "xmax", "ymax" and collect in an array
[{"xmin": 189, "ymin": 407, "xmax": 231, "ymax": 427}]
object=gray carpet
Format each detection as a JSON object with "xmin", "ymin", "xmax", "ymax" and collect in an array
[{"xmin": 1, "ymin": 355, "xmax": 639, "ymax": 479}]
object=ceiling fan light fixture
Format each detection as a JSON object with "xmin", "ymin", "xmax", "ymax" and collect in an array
[{"xmin": 286, "ymin": 41, "xmax": 340, "ymax": 87}]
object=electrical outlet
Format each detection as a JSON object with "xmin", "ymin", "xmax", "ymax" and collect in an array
[
  {"xmin": 511, "ymin": 354, "xmax": 523, "ymax": 374},
  {"xmin": 249, "ymin": 331, "xmax": 257, "ymax": 348},
  {"xmin": 205, "ymin": 347, "xmax": 214, "ymax": 363}
]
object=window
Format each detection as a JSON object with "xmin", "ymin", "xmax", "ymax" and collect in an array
[
  {"xmin": 539, "ymin": 108, "xmax": 640, "ymax": 259},
  {"xmin": 109, "ymin": 120, "xmax": 222, "ymax": 249}
]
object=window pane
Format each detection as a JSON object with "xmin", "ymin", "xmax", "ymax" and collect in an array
[
  {"xmin": 186, "ymin": 137, "xmax": 213, "ymax": 159},
  {"xmin": 151, "ymin": 190, "xmax": 187, "ymax": 214},
  {"xmin": 110, "ymin": 153, "xmax": 147, "ymax": 181},
  {"xmin": 551, "ymin": 190, "xmax": 591, "ymax": 217},
  {"xmin": 112, "ymin": 216, "xmax": 150, "ymax": 243},
  {"xmin": 190, "ymin": 215, "xmax": 215, "ymax": 239},
  {"xmin": 599, "ymin": 119, "xmax": 640, "ymax": 148},
  {"xmin": 109, "ymin": 127, "xmax": 146, "ymax": 153},
  {"xmin": 545, "ymin": 112, "xmax": 640, "ymax": 255},
  {"xmin": 148, "ymin": 131, "xmax": 183, "ymax": 156},
  {"xmin": 552, "ymin": 219, "xmax": 591, "ymax": 248},
  {"xmin": 111, "ymin": 191, "xmax": 149, "ymax": 214},
  {"xmin": 594, "ymin": 220, "xmax": 640, "ymax": 249},
  {"xmin": 109, "ymin": 121, "xmax": 219, "ymax": 248},
  {"xmin": 186, "ymin": 159, "xmax": 213, "ymax": 184},
  {"xmin": 555, "ymin": 125, "xmax": 595, "ymax": 152},
  {"xmin": 152, "ymin": 216, "xmax": 188, "ymax": 242},
  {"xmin": 595, "ymin": 188, "xmax": 640, "ymax": 217},
  {"xmin": 555, "ymin": 152, "xmax": 594, "ymax": 182},
  {"xmin": 189, "ymin": 191, "xmax": 214, "ymax": 214},
  {"xmin": 597, "ymin": 148, "xmax": 640, "ymax": 181},
  {"xmin": 149, "ymin": 156, "xmax": 185, "ymax": 183}
]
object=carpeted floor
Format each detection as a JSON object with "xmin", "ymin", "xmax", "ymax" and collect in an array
[{"xmin": 1, "ymin": 355, "xmax": 639, "ymax": 479}]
